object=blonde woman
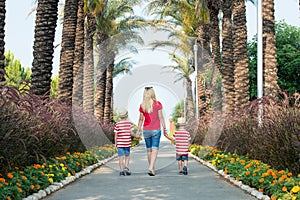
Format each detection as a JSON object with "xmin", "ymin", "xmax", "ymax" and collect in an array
[{"xmin": 136, "ymin": 87, "xmax": 167, "ymax": 176}]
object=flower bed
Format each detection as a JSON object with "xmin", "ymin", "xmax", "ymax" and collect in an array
[
  {"xmin": 190, "ymin": 144, "xmax": 300, "ymax": 200},
  {"xmin": 0, "ymin": 144, "xmax": 117, "ymax": 200}
]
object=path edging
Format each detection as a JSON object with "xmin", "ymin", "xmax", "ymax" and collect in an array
[{"xmin": 189, "ymin": 153, "xmax": 271, "ymax": 200}]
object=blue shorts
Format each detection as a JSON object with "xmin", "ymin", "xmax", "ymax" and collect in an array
[
  {"xmin": 118, "ymin": 147, "xmax": 130, "ymax": 157},
  {"xmin": 143, "ymin": 130, "xmax": 161, "ymax": 150},
  {"xmin": 176, "ymin": 154, "xmax": 189, "ymax": 161}
]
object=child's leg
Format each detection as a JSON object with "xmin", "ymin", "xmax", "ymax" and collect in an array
[
  {"xmin": 178, "ymin": 160, "xmax": 182, "ymax": 170},
  {"xmin": 183, "ymin": 160, "xmax": 188, "ymax": 167},
  {"xmin": 125, "ymin": 155, "xmax": 130, "ymax": 167},
  {"xmin": 119, "ymin": 156, "xmax": 124, "ymax": 171}
]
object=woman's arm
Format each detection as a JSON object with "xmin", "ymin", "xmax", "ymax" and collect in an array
[
  {"xmin": 136, "ymin": 112, "xmax": 144, "ymax": 136},
  {"xmin": 158, "ymin": 109, "xmax": 167, "ymax": 135}
]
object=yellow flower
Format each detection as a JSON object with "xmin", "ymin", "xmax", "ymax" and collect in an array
[
  {"xmin": 67, "ymin": 173, "xmax": 71, "ymax": 177},
  {"xmin": 48, "ymin": 178, "xmax": 54, "ymax": 184},
  {"xmin": 290, "ymin": 185, "xmax": 300, "ymax": 194}
]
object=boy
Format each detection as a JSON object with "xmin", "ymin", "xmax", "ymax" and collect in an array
[
  {"xmin": 114, "ymin": 108, "xmax": 138, "ymax": 176},
  {"xmin": 164, "ymin": 117, "xmax": 191, "ymax": 175}
]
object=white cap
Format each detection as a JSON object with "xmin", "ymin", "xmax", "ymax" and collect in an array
[
  {"xmin": 118, "ymin": 108, "xmax": 128, "ymax": 118},
  {"xmin": 177, "ymin": 117, "xmax": 186, "ymax": 124}
]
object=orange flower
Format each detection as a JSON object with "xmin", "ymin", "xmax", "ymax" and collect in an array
[
  {"xmin": 246, "ymin": 171, "xmax": 250, "ymax": 176},
  {"xmin": 271, "ymin": 196, "xmax": 276, "ymax": 200},
  {"xmin": 252, "ymin": 173, "xmax": 256, "ymax": 177},
  {"xmin": 21, "ymin": 176, "xmax": 27, "ymax": 180},
  {"xmin": 258, "ymin": 188, "xmax": 264, "ymax": 192},
  {"xmin": 287, "ymin": 172, "xmax": 292, "ymax": 177},
  {"xmin": 259, "ymin": 178, "xmax": 264, "ymax": 183},
  {"xmin": 0, "ymin": 178, "xmax": 6, "ymax": 183},
  {"xmin": 34, "ymin": 164, "xmax": 41, "ymax": 169},
  {"xmin": 6, "ymin": 197, "xmax": 11, "ymax": 200},
  {"xmin": 7, "ymin": 173, "xmax": 13, "ymax": 179},
  {"xmin": 40, "ymin": 172, "xmax": 44, "ymax": 176},
  {"xmin": 18, "ymin": 188, "xmax": 22, "ymax": 193},
  {"xmin": 16, "ymin": 183, "xmax": 21, "ymax": 187},
  {"xmin": 30, "ymin": 185, "xmax": 35, "ymax": 190},
  {"xmin": 282, "ymin": 186, "xmax": 288, "ymax": 192}
]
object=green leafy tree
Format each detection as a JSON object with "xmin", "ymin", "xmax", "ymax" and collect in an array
[
  {"xmin": 248, "ymin": 21, "xmax": 300, "ymax": 99},
  {"xmin": 4, "ymin": 51, "xmax": 31, "ymax": 90},
  {"xmin": 50, "ymin": 74, "xmax": 59, "ymax": 99}
]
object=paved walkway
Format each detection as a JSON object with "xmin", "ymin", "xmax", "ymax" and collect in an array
[{"xmin": 44, "ymin": 141, "xmax": 258, "ymax": 200}]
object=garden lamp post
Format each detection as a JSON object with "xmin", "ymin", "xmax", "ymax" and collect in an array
[
  {"xmin": 193, "ymin": 39, "xmax": 199, "ymax": 119},
  {"xmin": 257, "ymin": 0, "xmax": 263, "ymax": 124}
]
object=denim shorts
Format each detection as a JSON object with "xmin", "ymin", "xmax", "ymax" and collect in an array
[
  {"xmin": 176, "ymin": 154, "xmax": 189, "ymax": 161},
  {"xmin": 118, "ymin": 147, "xmax": 130, "ymax": 157},
  {"xmin": 143, "ymin": 130, "xmax": 161, "ymax": 150}
]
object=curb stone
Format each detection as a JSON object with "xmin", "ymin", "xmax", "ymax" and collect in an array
[
  {"xmin": 22, "ymin": 154, "xmax": 118, "ymax": 200},
  {"xmin": 189, "ymin": 153, "xmax": 271, "ymax": 200}
]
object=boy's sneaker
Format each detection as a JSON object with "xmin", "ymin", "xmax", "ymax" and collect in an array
[
  {"xmin": 183, "ymin": 166, "xmax": 188, "ymax": 175},
  {"xmin": 124, "ymin": 167, "xmax": 131, "ymax": 175},
  {"xmin": 119, "ymin": 171, "xmax": 125, "ymax": 176},
  {"xmin": 178, "ymin": 170, "xmax": 183, "ymax": 175}
]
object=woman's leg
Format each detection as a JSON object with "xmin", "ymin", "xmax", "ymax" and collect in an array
[
  {"xmin": 148, "ymin": 131, "xmax": 161, "ymax": 172},
  {"xmin": 147, "ymin": 149, "xmax": 152, "ymax": 165}
]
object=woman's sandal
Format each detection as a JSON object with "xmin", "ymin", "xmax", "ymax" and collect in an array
[{"xmin": 148, "ymin": 170, "xmax": 155, "ymax": 176}]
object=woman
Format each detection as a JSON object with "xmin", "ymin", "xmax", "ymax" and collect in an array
[{"xmin": 136, "ymin": 86, "xmax": 167, "ymax": 176}]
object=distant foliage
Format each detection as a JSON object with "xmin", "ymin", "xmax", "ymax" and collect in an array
[
  {"xmin": 248, "ymin": 21, "xmax": 300, "ymax": 99},
  {"xmin": 50, "ymin": 74, "xmax": 58, "ymax": 99},
  {"xmin": 4, "ymin": 51, "xmax": 31, "ymax": 90}
]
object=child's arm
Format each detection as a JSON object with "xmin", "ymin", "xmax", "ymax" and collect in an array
[
  {"xmin": 114, "ymin": 132, "xmax": 118, "ymax": 147},
  {"xmin": 164, "ymin": 132, "xmax": 175, "ymax": 142}
]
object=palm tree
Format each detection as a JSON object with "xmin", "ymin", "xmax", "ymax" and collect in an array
[
  {"xmin": 0, "ymin": 0, "xmax": 5, "ymax": 82},
  {"xmin": 31, "ymin": 0, "xmax": 59, "ymax": 96},
  {"xmin": 149, "ymin": 30, "xmax": 195, "ymax": 120},
  {"xmin": 232, "ymin": 0, "xmax": 250, "ymax": 110},
  {"xmin": 262, "ymin": 0, "xmax": 279, "ymax": 98},
  {"xmin": 93, "ymin": 0, "xmax": 145, "ymax": 122},
  {"xmin": 72, "ymin": 0, "xmax": 84, "ymax": 108},
  {"xmin": 83, "ymin": 12, "xmax": 96, "ymax": 114},
  {"xmin": 221, "ymin": 0, "xmax": 235, "ymax": 114},
  {"xmin": 147, "ymin": 0, "xmax": 209, "ymax": 118},
  {"xmin": 58, "ymin": 0, "xmax": 78, "ymax": 104}
]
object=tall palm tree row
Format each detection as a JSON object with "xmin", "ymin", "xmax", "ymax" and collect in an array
[
  {"xmin": 0, "ymin": 0, "xmax": 5, "ymax": 82},
  {"xmin": 31, "ymin": 0, "xmax": 59, "ymax": 96},
  {"xmin": 262, "ymin": 0, "xmax": 279, "ymax": 98},
  {"xmin": 58, "ymin": 0, "xmax": 78, "ymax": 103}
]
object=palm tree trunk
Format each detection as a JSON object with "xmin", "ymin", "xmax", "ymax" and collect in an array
[
  {"xmin": 31, "ymin": 0, "xmax": 59, "ymax": 96},
  {"xmin": 263, "ymin": 0, "xmax": 279, "ymax": 98},
  {"xmin": 83, "ymin": 14, "xmax": 95, "ymax": 113},
  {"xmin": 186, "ymin": 77, "xmax": 195, "ymax": 121},
  {"xmin": 232, "ymin": 0, "xmax": 249, "ymax": 110},
  {"xmin": 221, "ymin": 0, "xmax": 235, "ymax": 114},
  {"xmin": 103, "ymin": 61, "xmax": 114, "ymax": 122},
  {"xmin": 72, "ymin": 0, "xmax": 84, "ymax": 108},
  {"xmin": 0, "ymin": 0, "xmax": 5, "ymax": 82},
  {"xmin": 58, "ymin": 0, "xmax": 78, "ymax": 104},
  {"xmin": 94, "ymin": 33, "xmax": 109, "ymax": 120}
]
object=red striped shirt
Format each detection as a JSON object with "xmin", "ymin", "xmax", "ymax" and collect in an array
[
  {"xmin": 114, "ymin": 121, "xmax": 134, "ymax": 148},
  {"xmin": 173, "ymin": 130, "xmax": 191, "ymax": 155}
]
